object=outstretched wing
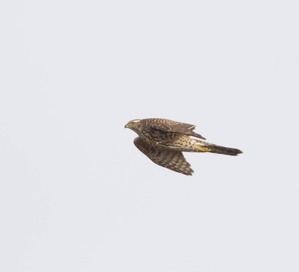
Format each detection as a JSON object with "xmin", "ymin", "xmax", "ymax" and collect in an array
[
  {"xmin": 134, "ymin": 137, "xmax": 193, "ymax": 176},
  {"xmin": 142, "ymin": 118, "xmax": 206, "ymax": 140}
]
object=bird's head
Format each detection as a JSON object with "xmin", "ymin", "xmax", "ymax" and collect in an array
[{"xmin": 125, "ymin": 119, "xmax": 142, "ymax": 133}]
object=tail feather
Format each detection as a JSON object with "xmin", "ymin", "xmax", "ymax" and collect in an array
[{"xmin": 199, "ymin": 143, "xmax": 242, "ymax": 156}]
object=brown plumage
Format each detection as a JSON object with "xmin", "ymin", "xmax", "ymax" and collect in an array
[{"xmin": 125, "ymin": 118, "xmax": 242, "ymax": 175}]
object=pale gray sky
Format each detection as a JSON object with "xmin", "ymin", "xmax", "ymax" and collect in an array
[{"xmin": 0, "ymin": 1, "xmax": 298, "ymax": 271}]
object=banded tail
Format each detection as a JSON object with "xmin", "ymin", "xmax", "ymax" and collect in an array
[{"xmin": 197, "ymin": 143, "xmax": 242, "ymax": 156}]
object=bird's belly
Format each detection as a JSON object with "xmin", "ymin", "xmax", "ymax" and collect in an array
[{"xmin": 161, "ymin": 137, "xmax": 203, "ymax": 152}]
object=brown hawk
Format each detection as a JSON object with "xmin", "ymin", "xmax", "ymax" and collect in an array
[{"xmin": 125, "ymin": 118, "xmax": 242, "ymax": 175}]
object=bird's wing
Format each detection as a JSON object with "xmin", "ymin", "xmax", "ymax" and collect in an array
[
  {"xmin": 144, "ymin": 119, "xmax": 206, "ymax": 140},
  {"xmin": 134, "ymin": 137, "xmax": 194, "ymax": 176}
]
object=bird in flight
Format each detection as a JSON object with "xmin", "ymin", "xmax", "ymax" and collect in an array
[{"xmin": 125, "ymin": 118, "xmax": 242, "ymax": 175}]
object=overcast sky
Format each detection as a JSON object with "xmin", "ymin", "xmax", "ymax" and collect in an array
[{"xmin": 0, "ymin": 1, "xmax": 298, "ymax": 271}]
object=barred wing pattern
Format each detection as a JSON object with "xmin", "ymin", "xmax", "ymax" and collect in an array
[{"xmin": 134, "ymin": 137, "xmax": 193, "ymax": 176}]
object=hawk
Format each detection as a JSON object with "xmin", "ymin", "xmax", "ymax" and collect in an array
[{"xmin": 125, "ymin": 118, "xmax": 242, "ymax": 175}]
